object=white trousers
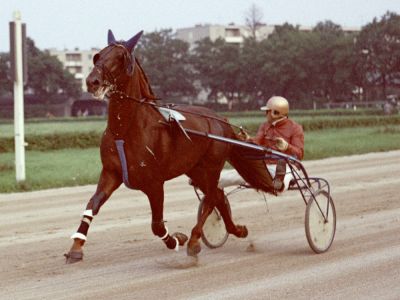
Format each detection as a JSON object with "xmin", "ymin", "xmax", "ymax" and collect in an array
[{"xmin": 218, "ymin": 165, "xmax": 293, "ymax": 192}]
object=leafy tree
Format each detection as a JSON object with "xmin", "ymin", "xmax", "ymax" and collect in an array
[
  {"xmin": 0, "ymin": 53, "xmax": 11, "ymax": 96},
  {"xmin": 26, "ymin": 38, "xmax": 81, "ymax": 101},
  {"xmin": 192, "ymin": 38, "xmax": 243, "ymax": 109},
  {"xmin": 355, "ymin": 11, "xmax": 400, "ymax": 99},
  {"xmin": 190, "ymin": 38, "xmax": 221, "ymax": 101},
  {"xmin": 250, "ymin": 21, "xmax": 357, "ymax": 107},
  {"xmin": 238, "ymin": 38, "xmax": 265, "ymax": 108},
  {"xmin": 308, "ymin": 21, "xmax": 356, "ymax": 102},
  {"xmin": 257, "ymin": 23, "xmax": 311, "ymax": 101},
  {"xmin": 136, "ymin": 29, "xmax": 195, "ymax": 100},
  {"xmin": 0, "ymin": 38, "xmax": 81, "ymax": 101}
]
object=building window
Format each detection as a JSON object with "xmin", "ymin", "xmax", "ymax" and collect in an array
[
  {"xmin": 225, "ymin": 28, "xmax": 241, "ymax": 37},
  {"xmin": 66, "ymin": 53, "xmax": 82, "ymax": 62},
  {"xmin": 67, "ymin": 66, "xmax": 83, "ymax": 74}
]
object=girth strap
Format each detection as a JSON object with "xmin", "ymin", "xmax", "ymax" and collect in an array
[{"xmin": 115, "ymin": 139, "xmax": 134, "ymax": 189}]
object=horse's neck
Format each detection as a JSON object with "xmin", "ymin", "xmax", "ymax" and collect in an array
[{"xmin": 107, "ymin": 67, "xmax": 156, "ymax": 139}]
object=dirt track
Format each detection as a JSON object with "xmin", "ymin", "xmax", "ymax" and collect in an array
[{"xmin": 1, "ymin": 151, "xmax": 400, "ymax": 300}]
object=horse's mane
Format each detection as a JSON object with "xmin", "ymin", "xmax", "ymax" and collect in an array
[{"xmin": 134, "ymin": 57, "xmax": 158, "ymax": 101}]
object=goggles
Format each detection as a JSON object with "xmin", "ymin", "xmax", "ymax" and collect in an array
[{"xmin": 266, "ymin": 109, "xmax": 281, "ymax": 117}]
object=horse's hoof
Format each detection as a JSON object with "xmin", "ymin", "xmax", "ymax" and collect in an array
[
  {"xmin": 187, "ymin": 241, "xmax": 201, "ymax": 257},
  {"xmin": 64, "ymin": 251, "xmax": 83, "ymax": 264},
  {"xmin": 172, "ymin": 232, "xmax": 188, "ymax": 246},
  {"xmin": 236, "ymin": 225, "xmax": 248, "ymax": 238}
]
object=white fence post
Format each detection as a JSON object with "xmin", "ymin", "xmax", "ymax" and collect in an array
[{"xmin": 11, "ymin": 11, "xmax": 26, "ymax": 182}]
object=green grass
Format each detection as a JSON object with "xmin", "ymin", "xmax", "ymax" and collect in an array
[
  {"xmin": 304, "ymin": 125, "xmax": 400, "ymax": 159},
  {"xmin": 0, "ymin": 148, "xmax": 101, "ymax": 193},
  {"xmin": 0, "ymin": 119, "xmax": 107, "ymax": 138},
  {"xmin": 222, "ymin": 108, "xmax": 386, "ymax": 118},
  {"xmin": 230, "ymin": 115, "xmax": 400, "ymax": 133},
  {"xmin": 1, "ymin": 125, "xmax": 400, "ymax": 193},
  {"xmin": 1, "ymin": 110, "xmax": 398, "ymax": 138}
]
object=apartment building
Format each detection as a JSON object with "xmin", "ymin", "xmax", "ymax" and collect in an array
[
  {"xmin": 48, "ymin": 47, "xmax": 99, "ymax": 91},
  {"xmin": 176, "ymin": 23, "xmax": 274, "ymax": 48}
]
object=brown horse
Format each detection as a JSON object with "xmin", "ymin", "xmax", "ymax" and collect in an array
[{"xmin": 65, "ymin": 30, "xmax": 274, "ymax": 263}]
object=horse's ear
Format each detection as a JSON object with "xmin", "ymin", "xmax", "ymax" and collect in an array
[
  {"xmin": 125, "ymin": 30, "xmax": 143, "ymax": 52},
  {"xmin": 108, "ymin": 29, "xmax": 116, "ymax": 45}
]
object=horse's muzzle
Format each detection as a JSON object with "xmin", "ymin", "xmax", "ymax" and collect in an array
[
  {"xmin": 86, "ymin": 71, "xmax": 110, "ymax": 100},
  {"xmin": 86, "ymin": 71, "xmax": 102, "ymax": 94}
]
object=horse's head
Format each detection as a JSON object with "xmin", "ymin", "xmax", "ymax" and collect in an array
[{"xmin": 86, "ymin": 30, "xmax": 143, "ymax": 99}]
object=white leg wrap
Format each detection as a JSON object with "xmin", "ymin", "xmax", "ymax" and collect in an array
[
  {"xmin": 174, "ymin": 237, "xmax": 179, "ymax": 252},
  {"xmin": 82, "ymin": 210, "xmax": 93, "ymax": 217},
  {"xmin": 82, "ymin": 217, "xmax": 92, "ymax": 225},
  {"xmin": 71, "ymin": 232, "xmax": 87, "ymax": 241},
  {"xmin": 160, "ymin": 226, "xmax": 169, "ymax": 240}
]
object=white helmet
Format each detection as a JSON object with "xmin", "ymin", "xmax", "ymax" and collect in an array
[{"xmin": 260, "ymin": 96, "xmax": 289, "ymax": 117}]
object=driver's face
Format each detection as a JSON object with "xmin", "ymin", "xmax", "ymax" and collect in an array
[{"xmin": 266, "ymin": 109, "xmax": 281, "ymax": 123}]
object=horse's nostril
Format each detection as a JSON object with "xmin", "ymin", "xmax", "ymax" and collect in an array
[{"xmin": 86, "ymin": 75, "xmax": 102, "ymax": 93}]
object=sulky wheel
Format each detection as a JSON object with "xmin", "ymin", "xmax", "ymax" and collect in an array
[
  {"xmin": 198, "ymin": 195, "xmax": 231, "ymax": 249},
  {"xmin": 305, "ymin": 190, "xmax": 336, "ymax": 254}
]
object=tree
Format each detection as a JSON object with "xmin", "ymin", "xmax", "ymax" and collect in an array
[
  {"xmin": 0, "ymin": 53, "xmax": 11, "ymax": 96},
  {"xmin": 245, "ymin": 3, "xmax": 264, "ymax": 39},
  {"xmin": 238, "ymin": 38, "xmax": 262, "ymax": 107},
  {"xmin": 26, "ymin": 38, "xmax": 81, "ymax": 101},
  {"xmin": 190, "ymin": 38, "xmax": 221, "ymax": 101},
  {"xmin": 1, "ymin": 39, "xmax": 81, "ymax": 101},
  {"xmin": 136, "ymin": 29, "xmax": 196, "ymax": 100},
  {"xmin": 215, "ymin": 42, "xmax": 242, "ymax": 109},
  {"xmin": 192, "ymin": 38, "xmax": 243, "ymax": 109},
  {"xmin": 355, "ymin": 11, "xmax": 400, "ymax": 99},
  {"xmin": 308, "ymin": 21, "xmax": 356, "ymax": 102},
  {"xmin": 257, "ymin": 24, "xmax": 311, "ymax": 101}
]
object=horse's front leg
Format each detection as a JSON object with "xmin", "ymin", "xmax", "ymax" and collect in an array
[
  {"xmin": 146, "ymin": 184, "xmax": 188, "ymax": 251},
  {"xmin": 65, "ymin": 169, "xmax": 121, "ymax": 263}
]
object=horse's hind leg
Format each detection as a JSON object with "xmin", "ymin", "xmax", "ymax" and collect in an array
[
  {"xmin": 187, "ymin": 168, "xmax": 248, "ymax": 256},
  {"xmin": 198, "ymin": 186, "xmax": 248, "ymax": 238},
  {"xmin": 215, "ymin": 192, "xmax": 248, "ymax": 238},
  {"xmin": 186, "ymin": 167, "xmax": 227, "ymax": 256},
  {"xmin": 65, "ymin": 169, "xmax": 121, "ymax": 264}
]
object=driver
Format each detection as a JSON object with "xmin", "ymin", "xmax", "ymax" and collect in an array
[{"xmin": 219, "ymin": 96, "xmax": 304, "ymax": 192}]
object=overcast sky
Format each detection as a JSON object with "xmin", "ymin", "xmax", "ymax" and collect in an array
[{"xmin": 1, "ymin": 0, "xmax": 400, "ymax": 52}]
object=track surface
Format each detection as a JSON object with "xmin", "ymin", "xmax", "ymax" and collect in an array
[{"xmin": 1, "ymin": 151, "xmax": 400, "ymax": 299}]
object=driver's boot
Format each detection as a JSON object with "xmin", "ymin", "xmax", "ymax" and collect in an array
[{"xmin": 273, "ymin": 159, "xmax": 286, "ymax": 192}]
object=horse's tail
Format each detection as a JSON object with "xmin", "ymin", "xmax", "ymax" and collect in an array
[{"xmin": 228, "ymin": 145, "xmax": 276, "ymax": 194}]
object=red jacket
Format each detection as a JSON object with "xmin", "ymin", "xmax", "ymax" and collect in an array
[{"xmin": 252, "ymin": 118, "xmax": 304, "ymax": 160}]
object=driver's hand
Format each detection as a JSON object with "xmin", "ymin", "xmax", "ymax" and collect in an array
[
  {"xmin": 237, "ymin": 128, "xmax": 250, "ymax": 141},
  {"xmin": 275, "ymin": 137, "xmax": 289, "ymax": 151}
]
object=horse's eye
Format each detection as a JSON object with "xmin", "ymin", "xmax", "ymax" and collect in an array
[{"xmin": 93, "ymin": 53, "xmax": 100, "ymax": 64}]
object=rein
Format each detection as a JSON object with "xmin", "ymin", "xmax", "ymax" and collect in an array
[
  {"xmin": 96, "ymin": 43, "xmax": 245, "ymax": 132},
  {"xmin": 108, "ymin": 90, "xmax": 246, "ymax": 132}
]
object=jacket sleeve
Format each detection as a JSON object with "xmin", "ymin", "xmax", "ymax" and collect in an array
[
  {"xmin": 252, "ymin": 123, "xmax": 266, "ymax": 145},
  {"xmin": 287, "ymin": 125, "xmax": 304, "ymax": 160}
]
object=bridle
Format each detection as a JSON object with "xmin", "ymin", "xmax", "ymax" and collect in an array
[{"xmin": 93, "ymin": 44, "xmax": 134, "ymax": 93}]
